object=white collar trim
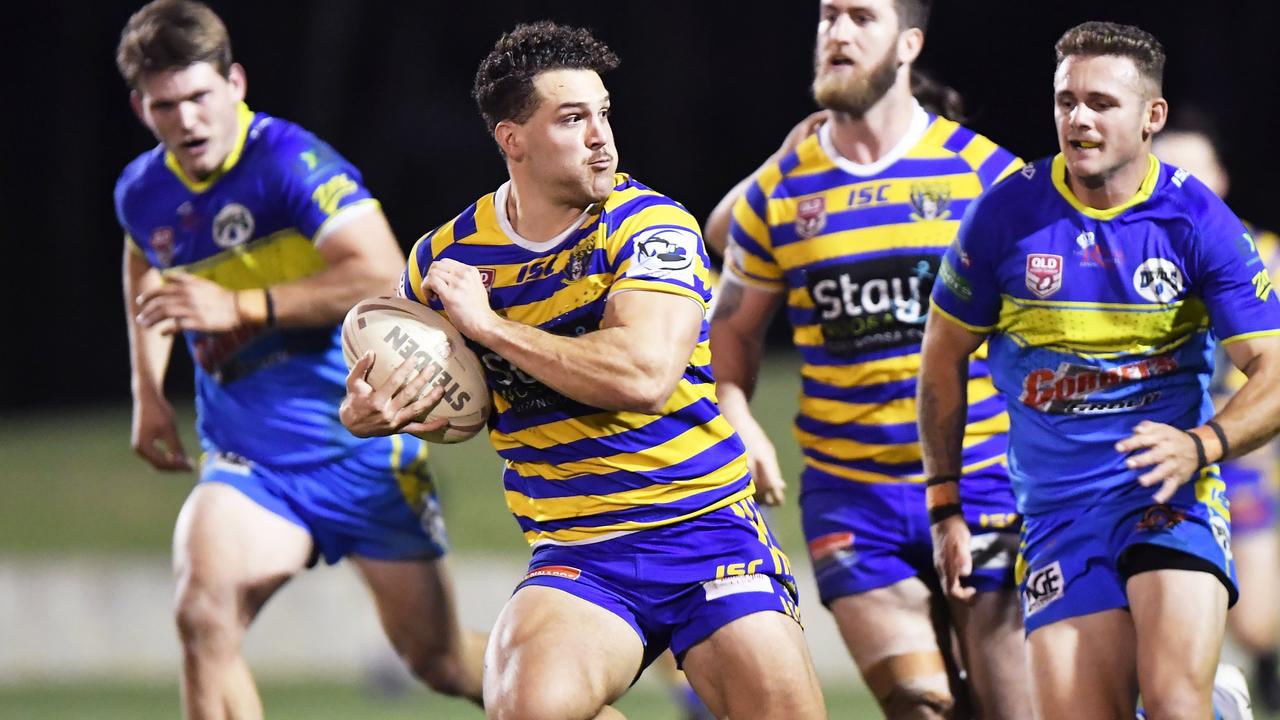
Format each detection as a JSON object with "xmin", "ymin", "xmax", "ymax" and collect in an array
[
  {"xmin": 493, "ymin": 181, "xmax": 591, "ymax": 252},
  {"xmin": 817, "ymin": 100, "xmax": 930, "ymax": 177}
]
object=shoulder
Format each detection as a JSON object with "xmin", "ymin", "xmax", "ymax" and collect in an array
[
  {"xmin": 602, "ymin": 174, "xmax": 698, "ymax": 234},
  {"xmin": 249, "ymin": 113, "xmax": 358, "ymax": 180},
  {"xmin": 969, "ymin": 155, "xmax": 1050, "ymax": 215},
  {"xmin": 114, "ymin": 146, "xmax": 166, "ymax": 221}
]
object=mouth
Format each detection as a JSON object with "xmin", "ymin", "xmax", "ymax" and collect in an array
[
  {"xmin": 588, "ymin": 155, "xmax": 613, "ymax": 171},
  {"xmin": 822, "ymin": 54, "xmax": 856, "ymax": 72},
  {"xmin": 181, "ymin": 138, "xmax": 210, "ymax": 155},
  {"xmin": 1068, "ymin": 139, "xmax": 1102, "ymax": 151}
]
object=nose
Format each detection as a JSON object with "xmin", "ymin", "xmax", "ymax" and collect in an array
[
  {"xmin": 585, "ymin": 114, "xmax": 608, "ymax": 150},
  {"xmin": 177, "ymin": 100, "xmax": 200, "ymax": 131},
  {"xmin": 826, "ymin": 12, "xmax": 857, "ymax": 44},
  {"xmin": 1068, "ymin": 104, "xmax": 1094, "ymax": 131}
]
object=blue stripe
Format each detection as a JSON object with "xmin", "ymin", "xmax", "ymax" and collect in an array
[
  {"xmin": 797, "ymin": 341, "xmax": 921, "ymax": 367},
  {"xmin": 801, "ymin": 375, "xmax": 918, "ymax": 403},
  {"xmin": 942, "ymin": 124, "xmax": 976, "ymax": 153},
  {"xmin": 492, "ymin": 396, "xmax": 603, "ymax": 436},
  {"xmin": 771, "ymin": 198, "xmax": 972, "ymax": 248},
  {"xmin": 499, "ymin": 398, "xmax": 724, "ymax": 465},
  {"xmin": 777, "ymin": 147, "xmax": 804, "ymax": 176},
  {"xmin": 774, "ymin": 158, "xmax": 973, "ymax": 199},
  {"xmin": 977, "ymin": 147, "xmax": 1018, "ymax": 187},
  {"xmin": 512, "ymin": 472, "xmax": 751, "ymax": 533},
  {"xmin": 604, "ymin": 194, "xmax": 683, "ymax": 238},
  {"xmin": 453, "ymin": 203, "xmax": 478, "ymax": 240},
  {"xmin": 487, "ymin": 249, "xmax": 611, "ymax": 308},
  {"xmin": 729, "ymin": 221, "xmax": 775, "ymax": 267},
  {"xmin": 802, "ymin": 433, "xmax": 1008, "ymax": 477},
  {"xmin": 743, "ymin": 178, "xmax": 770, "ymax": 221},
  {"xmin": 796, "ymin": 392, "xmax": 1007, "ymax": 446}
]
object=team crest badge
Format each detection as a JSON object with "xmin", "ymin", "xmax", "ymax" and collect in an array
[
  {"xmin": 795, "ymin": 196, "xmax": 827, "ymax": 238},
  {"xmin": 908, "ymin": 181, "xmax": 952, "ymax": 221},
  {"xmin": 477, "ymin": 267, "xmax": 496, "ymax": 292},
  {"xmin": 562, "ymin": 238, "xmax": 595, "ymax": 283},
  {"xmin": 149, "ymin": 226, "xmax": 175, "ymax": 267},
  {"xmin": 212, "ymin": 203, "xmax": 255, "ymax": 248},
  {"xmin": 1132, "ymin": 258, "xmax": 1185, "ymax": 303},
  {"xmin": 1025, "ymin": 253, "xmax": 1064, "ymax": 298}
]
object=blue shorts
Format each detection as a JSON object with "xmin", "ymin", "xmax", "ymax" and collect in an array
[
  {"xmin": 199, "ymin": 433, "xmax": 447, "ymax": 565},
  {"xmin": 1222, "ymin": 461, "xmax": 1278, "ymax": 536},
  {"xmin": 799, "ymin": 466, "xmax": 1020, "ymax": 606},
  {"xmin": 517, "ymin": 497, "xmax": 800, "ymax": 670},
  {"xmin": 1017, "ymin": 469, "xmax": 1236, "ymax": 635}
]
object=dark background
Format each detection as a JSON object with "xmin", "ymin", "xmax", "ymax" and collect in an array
[{"xmin": 8, "ymin": 1, "xmax": 1278, "ymax": 408}]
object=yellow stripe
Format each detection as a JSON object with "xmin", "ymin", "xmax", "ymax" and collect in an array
[
  {"xmin": 505, "ymin": 451, "xmax": 749, "ymax": 521},
  {"xmin": 775, "ymin": 222, "xmax": 960, "ymax": 268},
  {"xmin": 793, "ymin": 412, "xmax": 1007, "ymax": 465},
  {"xmin": 1220, "ymin": 329, "xmax": 1280, "ymax": 346},
  {"xmin": 164, "ymin": 102, "xmax": 255, "ymax": 193},
  {"xmin": 805, "ymin": 453, "xmax": 1006, "ymax": 484},
  {"xmin": 724, "ymin": 260, "xmax": 786, "ymax": 292},
  {"xmin": 312, "ymin": 198, "xmax": 380, "ymax": 241},
  {"xmin": 931, "ymin": 303, "xmax": 995, "ymax": 334},
  {"xmin": 523, "ymin": 487, "xmax": 754, "ymax": 545},
  {"xmin": 173, "ymin": 229, "xmax": 325, "ymax": 288},
  {"xmin": 958, "ymin": 134, "xmax": 1000, "ymax": 174},
  {"xmin": 767, "ymin": 176, "xmax": 985, "ymax": 223},
  {"xmin": 995, "ymin": 157, "xmax": 1025, "ymax": 183},
  {"xmin": 1194, "ymin": 466, "xmax": 1230, "ymax": 522},
  {"xmin": 998, "ymin": 294, "xmax": 1209, "ymax": 357},
  {"xmin": 490, "ymin": 381, "xmax": 718, "ymax": 452},
  {"xmin": 731, "ymin": 188, "xmax": 774, "ymax": 255},
  {"xmin": 799, "ymin": 376, "xmax": 1001, "ymax": 425},
  {"xmin": 1051, "ymin": 153, "xmax": 1160, "ymax": 220},
  {"xmin": 801, "ymin": 354, "xmax": 918, "ymax": 388},
  {"xmin": 607, "ymin": 279, "xmax": 707, "ymax": 310},
  {"xmin": 507, "ymin": 412, "xmax": 738, "ymax": 480}
]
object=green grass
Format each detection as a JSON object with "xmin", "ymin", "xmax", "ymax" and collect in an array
[
  {"xmin": 0, "ymin": 353, "xmax": 808, "ymax": 557},
  {"xmin": 0, "ymin": 680, "xmax": 878, "ymax": 719}
]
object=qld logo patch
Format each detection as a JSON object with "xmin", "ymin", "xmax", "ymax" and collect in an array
[
  {"xmin": 524, "ymin": 565, "xmax": 581, "ymax": 581},
  {"xmin": 213, "ymin": 203, "xmax": 255, "ymax": 248},
  {"xmin": 1023, "ymin": 561, "xmax": 1065, "ymax": 617},
  {"xmin": 149, "ymin": 226, "xmax": 175, "ymax": 267},
  {"xmin": 795, "ymin": 196, "xmax": 827, "ymax": 239},
  {"xmin": 1132, "ymin": 258, "xmax": 1185, "ymax": 303},
  {"xmin": 1025, "ymin": 253, "xmax": 1064, "ymax": 298}
]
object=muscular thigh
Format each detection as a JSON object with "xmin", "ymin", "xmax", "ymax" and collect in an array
[
  {"xmin": 1127, "ymin": 567, "xmax": 1227, "ymax": 716},
  {"xmin": 484, "ymin": 585, "xmax": 643, "ymax": 716},
  {"xmin": 1026, "ymin": 609, "xmax": 1137, "ymax": 720}
]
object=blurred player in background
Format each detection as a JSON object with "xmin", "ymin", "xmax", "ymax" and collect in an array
[
  {"xmin": 922, "ymin": 20, "xmax": 1280, "ymax": 719},
  {"xmin": 707, "ymin": 0, "xmax": 1030, "ymax": 717},
  {"xmin": 339, "ymin": 20, "xmax": 826, "ymax": 720},
  {"xmin": 114, "ymin": 1, "xmax": 484, "ymax": 716},
  {"xmin": 1155, "ymin": 111, "xmax": 1280, "ymax": 711}
]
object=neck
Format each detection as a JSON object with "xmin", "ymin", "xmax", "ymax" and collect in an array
[
  {"xmin": 826, "ymin": 81, "xmax": 916, "ymax": 165},
  {"xmin": 504, "ymin": 173, "xmax": 589, "ymax": 243},
  {"xmin": 1066, "ymin": 152, "xmax": 1152, "ymax": 210}
]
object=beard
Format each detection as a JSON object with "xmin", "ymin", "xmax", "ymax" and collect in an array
[{"xmin": 812, "ymin": 45, "xmax": 899, "ymax": 118}]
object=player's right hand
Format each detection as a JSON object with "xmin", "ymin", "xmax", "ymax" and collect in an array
[
  {"xmin": 339, "ymin": 351, "xmax": 449, "ymax": 438},
  {"xmin": 738, "ymin": 426, "xmax": 788, "ymax": 506},
  {"xmin": 931, "ymin": 514, "xmax": 976, "ymax": 603},
  {"xmin": 131, "ymin": 392, "xmax": 192, "ymax": 472}
]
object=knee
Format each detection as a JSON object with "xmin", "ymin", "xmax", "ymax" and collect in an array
[
  {"xmin": 402, "ymin": 649, "xmax": 474, "ymax": 699},
  {"xmin": 485, "ymin": 682, "xmax": 592, "ymax": 720},
  {"xmin": 173, "ymin": 582, "xmax": 241, "ymax": 653},
  {"xmin": 879, "ymin": 684, "xmax": 954, "ymax": 720}
]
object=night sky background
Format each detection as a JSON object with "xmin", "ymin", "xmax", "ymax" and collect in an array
[{"xmin": 8, "ymin": 0, "xmax": 1279, "ymax": 408}]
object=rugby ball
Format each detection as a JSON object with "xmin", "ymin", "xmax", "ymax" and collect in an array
[{"xmin": 341, "ymin": 297, "xmax": 490, "ymax": 443}]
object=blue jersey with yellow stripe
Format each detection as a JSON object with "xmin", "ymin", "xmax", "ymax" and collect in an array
[
  {"xmin": 932, "ymin": 153, "xmax": 1280, "ymax": 513},
  {"xmin": 114, "ymin": 104, "xmax": 380, "ymax": 467},
  {"xmin": 1213, "ymin": 223, "xmax": 1280, "ymax": 395},
  {"xmin": 726, "ymin": 103, "xmax": 1022, "ymax": 488},
  {"xmin": 402, "ymin": 174, "xmax": 754, "ymax": 546}
]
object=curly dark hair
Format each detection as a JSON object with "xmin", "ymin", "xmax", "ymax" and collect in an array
[
  {"xmin": 473, "ymin": 21, "xmax": 620, "ymax": 134},
  {"xmin": 1055, "ymin": 21, "xmax": 1165, "ymax": 95}
]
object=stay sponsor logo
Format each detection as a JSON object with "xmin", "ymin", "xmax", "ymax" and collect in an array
[{"xmin": 1019, "ymin": 355, "xmax": 1177, "ymax": 414}]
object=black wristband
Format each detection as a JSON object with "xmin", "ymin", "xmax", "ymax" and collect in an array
[
  {"xmin": 1185, "ymin": 430, "xmax": 1208, "ymax": 469},
  {"xmin": 928, "ymin": 503, "xmax": 963, "ymax": 525},
  {"xmin": 263, "ymin": 288, "xmax": 276, "ymax": 327},
  {"xmin": 1205, "ymin": 420, "xmax": 1229, "ymax": 462},
  {"xmin": 926, "ymin": 474, "xmax": 960, "ymax": 487}
]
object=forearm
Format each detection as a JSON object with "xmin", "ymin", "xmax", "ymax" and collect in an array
[
  {"xmin": 917, "ymin": 353, "xmax": 971, "ymax": 478},
  {"xmin": 479, "ymin": 316, "xmax": 681, "ymax": 414},
  {"xmin": 1203, "ymin": 357, "xmax": 1280, "ymax": 461},
  {"xmin": 124, "ymin": 251, "xmax": 173, "ymax": 397},
  {"xmin": 246, "ymin": 260, "xmax": 398, "ymax": 329}
]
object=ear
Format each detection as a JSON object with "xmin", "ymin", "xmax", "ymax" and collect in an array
[
  {"xmin": 495, "ymin": 120, "xmax": 523, "ymax": 162},
  {"xmin": 130, "ymin": 89, "xmax": 146, "ymax": 124},
  {"xmin": 898, "ymin": 27, "xmax": 924, "ymax": 65},
  {"xmin": 1142, "ymin": 97, "xmax": 1169, "ymax": 141},
  {"xmin": 227, "ymin": 63, "xmax": 247, "ymax": 103}
]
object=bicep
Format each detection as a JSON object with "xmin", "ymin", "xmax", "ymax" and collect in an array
[
  {"xmin": 604, "ymin": 289, "xmax": 703, "ymax": 360},
  {"xmin": 1223, "ymin": 334, "xmax": 1280, "ymax": 377},
  {"xmin": 315, "ymin": 206, "xmax": 405, "ymax": 279},
  {"xmin": 710, "ymin": 274, "xmax": 784, "ymax": 341},
  {"xmin": 922, "ymin": 310, "xmax": 987, "ymax": 365}
]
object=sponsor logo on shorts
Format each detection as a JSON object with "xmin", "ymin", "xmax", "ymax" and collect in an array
[
  {"xmin": 1023, "ymin": 561, "xmax": 1065, "ymax": 617},
  {"xmin": 1135, "ymin": 504, "xmax": 1188, "ymax": 532},
  {"xmin": 702, "ymin": 574, "xmax": 775, "ymax": 601},
  {"xmin": 1210, "ymin": 515, "xmax": 1233, "ymax": 562},
  {"xmin": 795, "ymin": 196, "xmax": 827, "ymax": 239},
  {"xmin": 1025, "ymin": 253, "xmax": 1063, "ymax": 298},
  {"xmin": 1020, "ymin": 356, "xmax": 1176, "ymax": 415},
  {"xmin": 524, "ymin": 565, "xmax": 581, "ymax": 581},
  {"xmin": 807, "ymin": 531, "xmax": 854, "ymax": 560}
]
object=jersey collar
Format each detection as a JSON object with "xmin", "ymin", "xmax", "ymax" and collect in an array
[
  {"xmin": 164, "ymin": 102, "xmax": 255, "ymax": 194},
  {"xmin": 1051, "ymin": 153, "xmax": 1160, "ymax": 221}
]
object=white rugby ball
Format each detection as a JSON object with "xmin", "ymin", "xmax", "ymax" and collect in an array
[{"xmin": 341, "ymin": 297, "xmax": 490, "ymax": 444}]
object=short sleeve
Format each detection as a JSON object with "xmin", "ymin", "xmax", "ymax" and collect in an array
[
  {"xmin": 276, "ymin": 134, "xmax": 377, "ymax": 242},
  {"xmin": 608, "ymin": 202, "xmax": 712, "ymax": 311},
  {"xmin": 724, "ymin": 178, "xmax": 785, "ymax": 291},
  {"xmin": 1189, "ymin": 192, "xmax": 1280, "ymax": 344},
  {"xmin": 930, "ymin": 194, "xmax": 1003, "ymax": 333}
]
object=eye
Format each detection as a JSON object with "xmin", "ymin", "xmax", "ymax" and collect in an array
[{"xmin": 563, "ymin": 114, "xmax": 582, "ymax": 124}]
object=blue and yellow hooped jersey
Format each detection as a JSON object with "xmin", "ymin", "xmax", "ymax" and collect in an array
[
  {"xmin": 114, "ymin": 103, "xmax": 380, "ymax": 466},
  {"xmin": 932, "ymin": 154, "xmax": 1280, "ymax": 513},
  {"xmin": 726, "ymin": 103, "xmax": 1022, "ymax": 488},
  {"xmin": 402, "ymin": 174, "xmax": 754, "ymax": 546}
]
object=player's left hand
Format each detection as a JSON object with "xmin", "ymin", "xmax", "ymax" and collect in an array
[
  {"xmin": 1116, "ymin": 419, "xmax": 1201, "ymax": 503},
  {"xmin": 424, "ymin": 259, "xmax": 500, "ymax": 342},
  {"xmin": 136, "ymin": 271, "xmax": 240, "ymax": 334}
]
